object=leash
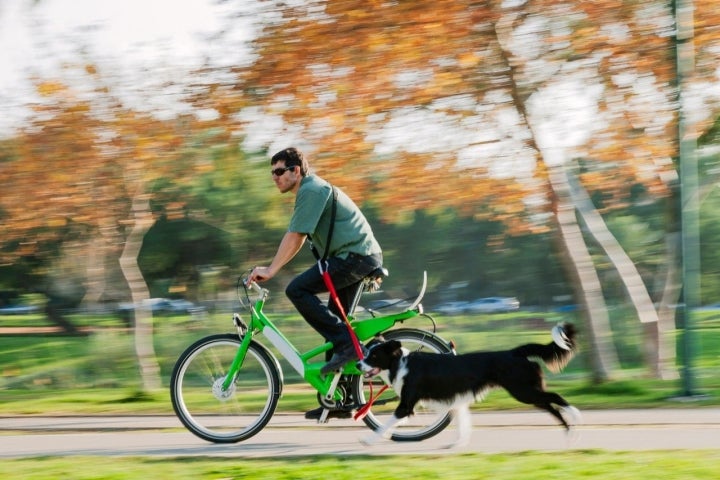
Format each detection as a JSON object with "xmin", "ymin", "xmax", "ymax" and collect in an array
[
  {"xmin": 316, "ymin": 259, "xmax": 365, "ymax": 360},
  {"xmin": 353, "ymin": 382, "xmax": 389, "ymax": 421},
  {"xmin": 308, "ymin": 185, "xmax": 365, "ymax": 361}
]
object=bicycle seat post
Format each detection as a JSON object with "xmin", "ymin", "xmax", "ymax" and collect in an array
[
  {"xmin": 347, "ymin": 281, "xmax": 367, "ymax": 317},
  {"xmin": 348, "ymin": 267, "xmax": 388, "ymax": 316}
]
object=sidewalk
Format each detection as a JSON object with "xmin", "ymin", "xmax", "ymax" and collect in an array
[
  {"xmin": 2, "ymin": 409, "xmax": 719, "ymax": 457},
  {"xmin": 1, "ymin": 408, "xmax": 718, "ymax": 432}
]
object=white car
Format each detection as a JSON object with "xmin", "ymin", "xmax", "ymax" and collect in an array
[
  {"xmin": 433, "ymin": 301, "xmax": 469, "ymax": 315},
  {"xmin": 466, "ymin": 297, "xmax": 520, "ymax": 313},
  {"xmin": 117, "ymin": 298, "xmax": 206, "ymax": 315}
]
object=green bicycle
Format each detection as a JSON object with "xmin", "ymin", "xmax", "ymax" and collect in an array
[{"xmin": 170, "ymin": 268, "xmax": 455, "ymax": 444}]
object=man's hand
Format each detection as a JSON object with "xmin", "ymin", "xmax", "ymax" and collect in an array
[
  {"xmin": 247, "ymin": 232, "xmax": 305, "ymax": 285},
  {"xmin": 248, "ymin": 266, "xmax": 274, "ymax": 284}
]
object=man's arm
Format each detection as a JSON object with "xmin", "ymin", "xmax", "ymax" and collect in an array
[{"xmin": 247, "ymin": 231, "xmax": 306, "ymax": 283}]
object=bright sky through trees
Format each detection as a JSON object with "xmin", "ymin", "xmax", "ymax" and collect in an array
[{"xmin": 0, "ymin": 0, "xmax": 256, "ymax": 137}]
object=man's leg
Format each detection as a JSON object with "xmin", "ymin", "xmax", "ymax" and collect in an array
[
  {"xmin": 289, "ymin": 254, "xmax": 382, "ymax": 419},
  {"xmin": 286, "ymin": 253, "xmax": 382, "ymax": 367},
  {"xmin": 317, "ymin": 253, "xmax": 382, "ymax": 373},
  {"xmin": 285, "ymin": 265, "xmax": 349, "ymax": 348}
]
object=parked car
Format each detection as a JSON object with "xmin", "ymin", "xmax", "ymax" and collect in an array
[
  {"xmin": 432, "ymin": 301, "xmax": 469, "ymax": 315},
  {"xmin": 466, "ymin": 296, "xmax": 520, "ymax": 313},
  {"xmin": 117, "ymin": 298, "xmax": 206, "ymax": 315},
  {"xmin": 0, "ymin": 304, "xmax": 40, "ymax": 315}
]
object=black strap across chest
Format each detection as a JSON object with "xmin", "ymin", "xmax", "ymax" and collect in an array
[{"xmin": 308, "ymin": 185, "xmax": 337, "ymax": 262}]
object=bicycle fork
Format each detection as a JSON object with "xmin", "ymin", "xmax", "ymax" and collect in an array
[{"xmin": 219, "ymin": 314, "xmax": 253, "ymax": 391}]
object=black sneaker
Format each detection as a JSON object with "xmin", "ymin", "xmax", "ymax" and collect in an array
[
  {"xmin": 320, "ymin": 344, "xmax": 362, "ymax": 375},
  {"xmin": 304, "ymin": 406, "xmax": 353, "ymax": 420}
]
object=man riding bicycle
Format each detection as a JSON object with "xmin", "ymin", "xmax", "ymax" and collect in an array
[{"xmin": 247, "ymin": 147, "xmax": 383, "ymax": 419}]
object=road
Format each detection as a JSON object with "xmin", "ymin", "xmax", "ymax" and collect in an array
[{"xmin": 1, "ymin": 409, "xmax": 719, "ymax": 458}]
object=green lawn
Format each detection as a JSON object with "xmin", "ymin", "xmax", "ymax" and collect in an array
[
  {"xmin": 1, "ymin": 308, "xmax": 718, "ymax": 414},
  {"xmin": 1, "ymin": 310, "xmax": 719, "ymax": 479},
  {"xmin": 3, "ymin": 452, "xmax": 720, "ymax": 480}
]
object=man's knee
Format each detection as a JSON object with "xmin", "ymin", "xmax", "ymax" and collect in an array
[
  {"xmin": 285, "ymin": 280, "xmax": 301, "ymax": 302},
  {"xmin": 286, "ymin": 275, "xmax": 316, "ymax": 304}
]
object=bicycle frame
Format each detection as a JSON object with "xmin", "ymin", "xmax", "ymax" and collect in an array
[
  {"xmin": 223, "ymin": 273, "xmax": 429, "ymax": 405},
  {"xmin": 170, "ymin": 270, "xmax": 457, "ymax": 444}
]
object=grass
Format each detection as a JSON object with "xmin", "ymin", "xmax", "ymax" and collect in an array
[
  {"xmin": 1, "ymin": 308, "xmax": 719, "ymax": 414},
  {"xmin": 1, "ymin": 310, "xmax": 719, "ymax": 478},
  {"xmin": 2, "ymin": 452, "xmax": 720, "ymax": 479},
  {"xmin": 0, "ymin": 374, "xmax": 717, "ymax": 416}
]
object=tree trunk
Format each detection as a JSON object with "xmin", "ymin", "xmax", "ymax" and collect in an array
[
  {"xmin": 654, "ymin": 231, "xmax": 682, "ymax": 380},
  {"xmin": 493, "ymin": 12, "xmax": 619, "ymax": 382},
  {"xmin": 567, "ymin": 168, "xmax": 681, "ymax": 379},
  {"xmin": 44, "ymin": 302, "xmax": 79, "ymax": 334},
  {"xmin": 119, "ymin": 194, "xmax": 161, "ymax": 392},
  {"xmin": 565, "ymin": 165, "xmax": 678, "ymax": 379},
  {"xmin": 548, "ymin": 165, "xmax": 620, "ymax": 382},
  {"xmin": 566, "ymin": 166, "xmax": 660, "ymax": 324}
]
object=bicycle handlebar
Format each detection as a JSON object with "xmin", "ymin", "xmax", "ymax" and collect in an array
[{"xmin": 243, "ymin": 278, "xmax": 268, "ymax": 297}]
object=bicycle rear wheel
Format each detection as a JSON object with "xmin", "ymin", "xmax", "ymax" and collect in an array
[
  {"xmin": 170, "ymin": 333, "xmax": 282, "ymax": 443},
  {"xmin": 352, "ymin": 328, "xmax": 454, "ymax": 442}
]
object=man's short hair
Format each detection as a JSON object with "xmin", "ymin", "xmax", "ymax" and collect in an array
[{"xmin": 271, "ymin": 147, "xmax": 309, "ymax": 176}]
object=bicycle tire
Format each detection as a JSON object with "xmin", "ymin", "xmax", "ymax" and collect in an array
[
  {"xmin": 351, "ymin": 328, "xmax": 454, "ymax": 442},
  {"xmin": 170, "ymin": 333, "xmax": 282, "ymax": 443}
]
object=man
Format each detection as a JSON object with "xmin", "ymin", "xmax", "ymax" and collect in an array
[{"xmin": 247, "ymin": 147, "xmax": 383, "ymax": 418}]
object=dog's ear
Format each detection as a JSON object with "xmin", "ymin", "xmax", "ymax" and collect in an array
[
  {"xmin": 387, "ymin": 339, "xmax": 403, "ymax": 356},
  {"xmin": 366, "ymin": 334, "xmax": 385, "ymax": 349}
]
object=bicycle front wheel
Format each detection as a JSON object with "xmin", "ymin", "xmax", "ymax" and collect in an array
[
  {"xmin": 170, "ymin": 333, "xmax": 282, "ymax": 443},
  {"xmin": 352, "ymin": 328, "xmax": 454, "ymax": 442}
]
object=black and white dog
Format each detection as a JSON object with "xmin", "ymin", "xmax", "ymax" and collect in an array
[{"xmin": 357, "ymin": 323, "xmax": 580, "ymax": 447}]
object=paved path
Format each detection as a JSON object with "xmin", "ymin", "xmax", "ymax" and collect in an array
[{"xmin": 1, "ymin": 409, "xmax": 719, "ymax": 458}]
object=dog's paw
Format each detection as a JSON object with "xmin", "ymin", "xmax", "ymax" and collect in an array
[{"xmin": 562, "ymin": 405, "xmax": 582, "ymax": 425}]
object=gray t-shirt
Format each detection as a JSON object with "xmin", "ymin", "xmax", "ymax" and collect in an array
[{"xmin": 288, "ymin": 175, "xmax": 381, "ymax": 258}]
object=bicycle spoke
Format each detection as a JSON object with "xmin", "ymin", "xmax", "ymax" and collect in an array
[{"xmin": 170, "ymin": 335, "xmax": 281, "ymax": 443}]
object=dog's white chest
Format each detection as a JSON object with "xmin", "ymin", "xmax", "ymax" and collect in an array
[{"xmin": 391, "ymin": 356, "xmax": 409, "ymax": 394}]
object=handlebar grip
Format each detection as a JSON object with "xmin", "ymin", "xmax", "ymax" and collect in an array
[{"xmin": 244, "ymin": 279, "xmax": 265, "ymax": 296}]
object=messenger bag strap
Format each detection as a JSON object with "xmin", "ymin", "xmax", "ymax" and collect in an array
[
  {"xmin": 308, "ymin": 185, "xmax": 364, "ymax": 361},
  {"xmin": 308, "ymin": 185, "xmax": 337, "ymax": 263}
]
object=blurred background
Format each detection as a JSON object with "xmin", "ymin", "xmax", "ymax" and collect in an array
[{"xmin": 1, "ymin": 0, "xmax": 719, "ymax": 400}]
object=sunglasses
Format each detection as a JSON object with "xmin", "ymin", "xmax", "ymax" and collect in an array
[{"xmin": 271, "ymin": 166, "xmax": 294, "ymax": 177}]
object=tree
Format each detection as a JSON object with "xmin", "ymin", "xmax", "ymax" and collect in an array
[
  {"xmin": 208, "ymin": 0, "xmax": 704, "ymax": 381},
  {"xmin": 0, "ymin": 73, "xmax": 229, "ymax": 390},
  {"xmin": 5, "ymin": 0, "xmax": 720, "ymax": 386}
]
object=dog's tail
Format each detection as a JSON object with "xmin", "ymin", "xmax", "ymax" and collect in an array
[{"xmin": 512, "ymin": 323, "xmax": 577, "ymax": 373}]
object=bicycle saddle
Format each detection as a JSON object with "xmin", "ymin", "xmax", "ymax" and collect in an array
[{"xmin": 367, "ymin": 267, "xmax": 388, "ymax": 280}]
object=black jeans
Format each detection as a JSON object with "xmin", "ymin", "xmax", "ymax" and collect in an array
[{"xmin": 286, "ymin": 252, "xmax": 383, "ymax": 351}]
